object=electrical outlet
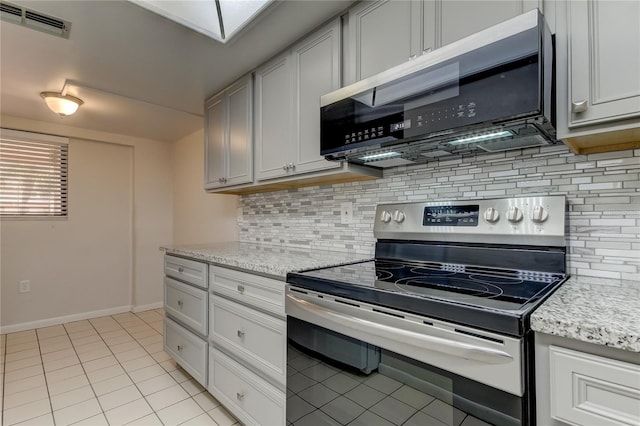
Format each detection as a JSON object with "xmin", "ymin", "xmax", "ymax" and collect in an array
[
  {"xmin": 237, "ymin": 207, "xmax": 243, "ymax": 223},
  {"xmin": 340, "ymin": 202, "xmax": 353, "ymax": 224},
  {"xmin": 19, "ymin": 280, "xmax": 31, "ymax": 293}
]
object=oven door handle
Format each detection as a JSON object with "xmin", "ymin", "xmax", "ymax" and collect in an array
[{"xmin": 287, "ymin": 293, "xmax": 513, "ymax": 365}]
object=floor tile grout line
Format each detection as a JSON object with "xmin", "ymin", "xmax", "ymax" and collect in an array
[
  {"xmin": 111, "ymin": 311, "xmax": 202, "ymax": 426},
  {"xmin": 1, "ymin": 311, "xmax": 231, "ymax": 426}
]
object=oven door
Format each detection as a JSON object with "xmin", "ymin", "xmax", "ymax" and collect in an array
[{"xmin": 285, "ymin": 285, "xmax": 528, "ymax": 426}]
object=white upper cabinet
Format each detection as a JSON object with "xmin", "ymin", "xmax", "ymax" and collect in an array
[
  {"xmin": 204, "ymin": 75, "xmax": 253, "ymax": 189},
  {"xmin": 439, "ymin": 1, "xmax": 539, "ymax": 47},
  {"xmin": 255, "ymin": 18, "xmax": 342, "ymax": 181},
  {"xmin": 555, "ymin": 0, "xmax": 640, "ymax": 153},
  {"xmin": 346, "ymin": 0, "xmax": 425, "ymax": 84},
  {"xmin": 292, "ymin": 18, "xmax": 342, "ymax": 175},
  {"xmin": 346, "ymin": 0, "xmax": 541, "ymax": 85},
  {"xmin": 254, "ymin": 54, "xmax": 293, "ymax": 180},
  {"xmin": 566, "ymin": 0, "xmax": 640, "ymax": 128}
]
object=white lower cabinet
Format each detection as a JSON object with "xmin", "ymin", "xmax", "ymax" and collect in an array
[
  {"xmin": 208, "ymin": 266, "xmax": 287, "ymax": 424},
  {"xmin": 163, "ymin": 317, "xmax": 208, "ymax": 386},
  {"xmin": 208, "ymin": 347, "xmax": 286, "ymax": 426},
  {"xmin": 164, "ymin": 277, "xmax": 208, "ymax": 336},
  {"xmin": 550, "ymin": 346, "xmax": 640, "ymax": 426},
  {"xmin": 209, "ymin": 295, "xmax": 286, "ymax": 387}
]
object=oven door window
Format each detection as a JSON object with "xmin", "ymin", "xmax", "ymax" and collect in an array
[{"xmin": 287, "ymin": 317, "xmax": 524, "ymax": 426}]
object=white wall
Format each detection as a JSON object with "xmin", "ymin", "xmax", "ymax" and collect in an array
[
  {"xmin": 0, "ymin": 116, "xmax": 173, "ymax": 331},
  {"xmin": 171, "ymin": 129, "xmax": 239, "ymax": 245},
  {"xmin": 1, "ymin": 139, "xmax": 133, "ymax": 327}
]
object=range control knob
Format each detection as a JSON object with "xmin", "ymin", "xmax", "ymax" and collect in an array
[
  {"xmin": 392, "ymin": 210, "xmax": 405, "ymax": 223},
  {"xmin": 483, "ymin": 207, "xmax": 500, "ymax": 223},
  {"xmin": 506, "ymin": 206, "xmax": 523, "ymax": 223},
  {"xmin": 380, "ymin": 210, "xmax": 392, "ymax": 223},
  {"xmin": 531, "ymin": 205, "xmax": 549, "ymax": 223}
]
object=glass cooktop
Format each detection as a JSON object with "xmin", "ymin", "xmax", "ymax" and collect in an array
[{"xmin": 287, "ymin": 259, "xmax": 567, "ymax": 336}]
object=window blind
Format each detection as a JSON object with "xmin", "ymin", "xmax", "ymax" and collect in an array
[{"xmin": 0, "ymin": 129, "xmax": 68, "ymax": 217}]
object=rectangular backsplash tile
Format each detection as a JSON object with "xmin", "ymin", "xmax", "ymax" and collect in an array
[{"xmin": 239, "ymin": 145, "xmax": 640, "ymax": 280}]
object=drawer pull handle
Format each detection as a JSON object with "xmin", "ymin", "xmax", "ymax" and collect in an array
[
  {"xmin": 177, "ymin": 300, "xmax": 183, "ymax": 308},
  {"xmin": 177, "ymin": 345, "xmax": 183, "ymax": 352},
  {"xmin": 571, "ymin": 100, "xmax": 588, "ymax": 113},
  {"xmin": 178, "ymin": 267, "xmax": 184, "ymax": 273},
  {"xmin": 237, "ymin": 330, "xmax": 245, "ymax": 338},
  {"xmin": 237, "ymin": 285, "xmax": 245, "ymax": 294},
  {"xmin": 236, "ymin": 392, "xmax": 244, "ymax": 400}
]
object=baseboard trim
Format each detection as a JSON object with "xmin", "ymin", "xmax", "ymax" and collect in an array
[
  {"xmin": 0, "ymin": 305, "xmax": 133, "ymax": 334},
  {"xmin": 132, "ymin": 302, "xmax": 163, "ymax": 313}
]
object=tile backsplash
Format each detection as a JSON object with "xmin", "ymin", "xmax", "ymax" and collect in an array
[{"xmin": 239, "ymin": 145, "xmax": 640, "ymax": 280}]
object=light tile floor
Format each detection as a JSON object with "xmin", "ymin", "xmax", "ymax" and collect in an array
[
  {"xmin": 0, "ymin": 309, "xmax": 239, "ymax": 426},
  {"xmin": 287, "ymin": 344, "xmax": 492, "ymax": 426}
]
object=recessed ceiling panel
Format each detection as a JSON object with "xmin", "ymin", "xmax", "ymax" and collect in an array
[{"xmin": 129, "ymin": 0, "xmax": 272, "ymax": 43}]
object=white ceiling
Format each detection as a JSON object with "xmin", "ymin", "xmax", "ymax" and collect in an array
[{"xmin": 0, "ymin": 0, "xmax": 354, "ymax": 142}]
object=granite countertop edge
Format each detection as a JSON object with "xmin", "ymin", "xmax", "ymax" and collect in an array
[
  {"xmin": 161, "ymin": 242, "xmax": 372, "ymax": 280},
  {"xmin": 162, "ymin": 243, "xmax": 640, "ymax": 353},
  {"xmin": 531, "ymin": 275, "xmax": 640, "ymax": 352}
]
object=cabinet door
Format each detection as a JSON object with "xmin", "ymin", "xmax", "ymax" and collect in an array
[
  {"xmin": 439, "ymin": 1, "xmax": 536, "ymax": 47},
  {"xmin": 226, "ymin": 76, "xmax": 253, "ymax": 186},
  {"xmin": 347, "ymin": 0, "xmax": 422, "ymax": 83},
  {"xmin": 567, "ymin": 0, "xmax": 640, "ymax": 127},
  {"xmin": 204, "ymin": 93, "xmax": 226, "ymax": 189},
  {"xmin": 254, "ymin": 53, "xmax": 294, "ymax": 180},
  {"xmin": 292, "ymin": 19, "xmax": 342, "ymax": 175}
]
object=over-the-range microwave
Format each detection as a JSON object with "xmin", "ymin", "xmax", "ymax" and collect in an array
[{"xmin": 320, "ymin": 10, "xmax": 556, "ymax": 168}]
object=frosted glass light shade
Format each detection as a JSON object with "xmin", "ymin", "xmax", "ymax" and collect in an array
[{"xmin": 40, "ymin": 92, "xmax": 84, "ymax": 117}]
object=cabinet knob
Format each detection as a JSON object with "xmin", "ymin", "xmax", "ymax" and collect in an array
[
  {"xmin": 237, "ymin": 330, "xmax": 245, "ymax": 338},
  {"xmin": 178, "ymin": 267, "xmax": 184, "ymax": 273},
  {"xmin": 571, "ymin": 100, "xmax": 588, "ymax": 113},
  {"xmin": 236, "ymin": 392, "xmax": 244, "ymax": 400},
  {"xmin": 290, "ymin": 163, "xmax": 295, "ymax": 170},
  {"xmin": 177, "ymin": 299, "xmax": 183, "ymax": 308},
  {"xmin": 237, "ymin": 284, "xmax": 245, "ymax": 294},
  {"xmin": 177, "ymin": 345, "xmax": 183, "ymax": 352},
  {"xmin": 422, "ymin": 47, "xmax": 432, "ymax": 55}
]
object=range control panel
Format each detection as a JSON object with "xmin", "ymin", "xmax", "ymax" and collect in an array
[{"xmin": 374, "ymin": 196, "xmax": 566, "ymax": 247}]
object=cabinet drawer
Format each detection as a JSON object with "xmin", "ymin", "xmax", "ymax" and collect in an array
[
  {"xmin": 210, "ymin": 295, "xmax": 286, "ymax": 387},
  {"xmin": 208, "ymin": 347, "xmax": 285, "ymax": 426},
  {"xmin": 163, "ymin": 317, "xmax": 207, "ymax": 387},
  {"xmin": 164, "ymin": 255, "xmax": 208, "ymax": 289},
  {"xmin": 550, "ymin": 346, "xmax": 640, "ymax": 425},
  {"xmin": 210, "ymin": 266, "xmax": 285, "ymax": 317},
  {"xmin": 164, "ymin": 277, "xmax": 208, "ymax": 336}
]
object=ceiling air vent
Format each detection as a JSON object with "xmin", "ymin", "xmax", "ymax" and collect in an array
[{"xmin": 0, "ymin": 1, "xmax": 71, "ymax": 38}]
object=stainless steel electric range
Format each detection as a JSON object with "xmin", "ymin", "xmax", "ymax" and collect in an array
[{"xmin": 285, "ymin": 196, "xmax": 568, "ymax": 426}]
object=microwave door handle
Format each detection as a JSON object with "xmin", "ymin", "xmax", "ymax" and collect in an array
[{"xmin": 287, "ymin": 293, "xmax": 513, "ymax": 365}]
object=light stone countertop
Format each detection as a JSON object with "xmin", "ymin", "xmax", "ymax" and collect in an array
[
  {"xmin": 531, "ymin": 275, "xmax": 640, "ymax": 352},
  {"xmin": 161, "ymin": 241, "xmax": 371, "ymax": 280},
  {"xmin": 162, "ymin": 242, "xmax": 640, "ymax": 352}
]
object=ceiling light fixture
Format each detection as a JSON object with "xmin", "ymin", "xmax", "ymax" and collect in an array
[{"xmin": 40, "ymin": 91, "xmax": 83, "ymax": 117}]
